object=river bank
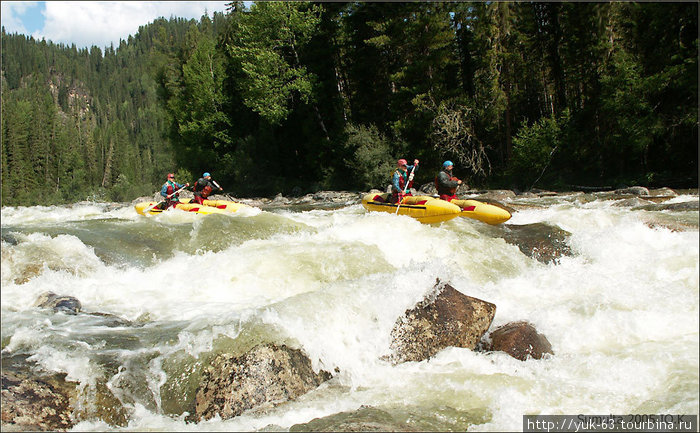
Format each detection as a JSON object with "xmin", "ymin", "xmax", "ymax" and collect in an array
[{"xmin": 134, "ymin": 184, "xmax": 698, "ymax": 210}]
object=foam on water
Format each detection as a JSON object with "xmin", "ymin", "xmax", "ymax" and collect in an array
[{"xmin": 1, "ymin": 197, "xmax": 698, "ymax": 431}]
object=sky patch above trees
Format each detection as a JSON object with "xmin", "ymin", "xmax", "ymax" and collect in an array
[{"xmin": 1, "ymin": 1, "xmax": 230, "ymax": 50}]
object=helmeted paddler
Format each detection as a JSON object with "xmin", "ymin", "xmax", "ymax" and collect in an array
[
  {"xmin": 160, "ymin": 173, "xmax": 189, "ymax": 209},
  {"xmin": 191, "ymin": 172, "xmax": 223, "ymax": 205},
  {"xmin": 391, "ymin": 158, "xmax": 419, "ymax": 203},
  {"xmin": 435, "ymin": 160, "xmax": 463, "ymax": 202}
]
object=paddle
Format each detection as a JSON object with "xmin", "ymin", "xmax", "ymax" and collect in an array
[
  {"xmin": 142, "ymin": 185, "xmax": 188, "ymax": 215},
  {"xmin": 395, "ymin": 162, "xmax": 417, "ymax": 215},
  {"xmin": 209, "ymin": 179, "xmax": 236, "ymax": 201}
]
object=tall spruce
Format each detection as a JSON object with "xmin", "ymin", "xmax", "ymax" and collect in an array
[{"xmin": 1, "ymin": 2, "xmax": 697, "ymax": 206}]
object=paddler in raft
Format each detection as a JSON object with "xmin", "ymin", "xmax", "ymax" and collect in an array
[
  {"xmin": 391, "ymin": 158, "xmax": 419, "ymax": 203},
  {"xmin": 435, "ymin": 160, "xmax": 463, "ymax": 202},
  {"xmin": 159, "ymin": 173, "xmax": 189, "ymax": 209},
  {"xmin": 191, "ymin": 172, "xmax": 223, "ymax": 205}
]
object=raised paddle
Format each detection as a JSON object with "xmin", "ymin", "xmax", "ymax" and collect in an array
[
  {"xmin": 395, "ymin": 162, "xmax": 417, "ymax": 215},
  {"xmin": 142, "ymin": 184, "xmax": 188, "ymax": 215},
  {"xmin": 209, "ymin": 179, "xmax": 234, "ymax": 201}
]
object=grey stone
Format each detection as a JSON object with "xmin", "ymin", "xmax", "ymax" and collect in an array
[
  {"xmin": 33, "ymin": 292, "xmax": 81, "ymax": 314},
  {"xmin": 501, "ymin": 223, "xmax": 573, "ymax": 264},
  {"xmin": 194, "ymin": 344, "xmax": 332, "ymax": 421},
  {"xmin": 1, "ymin": 369, "xmax": 77, "ymax": 431}
]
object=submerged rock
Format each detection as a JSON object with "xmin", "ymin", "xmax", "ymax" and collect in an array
[
  {"xmin": 194, "ymin": 343, "xmax": 332, "ymax": 421},
  {"xmin": 384, "ymin": 282, "xmax": 496, "ymax": 364},
  {"xmin": 290, "ymin": 406, "xmax": 422, "ymax": 432},
  {"xmin": 290, "ymin": 404, "xmax": 488, "ymax": 432},
  {"xmin": 501, "ymin": 223, "xmax": 573, "ymax": 264},
  {"xmin": 612, "ymin": 197, "xmax": 655, "ymax": 208},
  {"xmin": 644, "ymin": 220, "xmax": 699, "ymax": 232},
  {"xmin": 614, "ymin": 186, "xmax": 650, "ymax": 196},
  {"xmin": 644, "ymin": 200, "xmax": 699, "ymax": 211},
  {"xmin": 481, "ymin": 321, "xmax": 553, "ymax": 361},
  {"xmin": 1, "ymin": 368, "xmax": 77, "ymax": 431},
  {"xmin": 472, "ymin": 190, "xmax": 517, "ymax": 202},
  {"xmin": 32, "ymin": 293, "xmax": 135, "ymax": 327},
  {"xmin": 529, "ymin": 189, "xmax": 559, "ymax": 197},
  {"xmin": 647, "ymin": 187, "xmax": 678, "ymax": 202},
  {"xmin": 33, "ymin": 292, "xmax": 82, "ymax": 314},
  {"xmin": 1, "ymin": 232, "xmax": 21, "ymax": 246},
  {"xmin": 310, "ymin": 191, "xmax": 360, "ymax": 204}
]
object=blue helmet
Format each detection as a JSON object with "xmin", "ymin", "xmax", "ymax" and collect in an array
[
  {"xmin": 203, "ymin": 172, "xmax": 211, "ymax": 177},
  {"xmin": 443, "ymin": 160, "xmax": 453, "ymax": 168}
]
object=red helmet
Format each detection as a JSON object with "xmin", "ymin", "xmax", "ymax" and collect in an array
[
  {"xmin": 397, "ymin": 159, "xmax": 408, "ymax": 167},
  {"xmin": 167, "ymin": 173, "xmax": 175, "ymax": 179}
]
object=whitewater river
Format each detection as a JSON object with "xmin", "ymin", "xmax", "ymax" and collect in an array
[{"xmin": 1, "ymin": 191, "xmax": 698, "ymax": 431}]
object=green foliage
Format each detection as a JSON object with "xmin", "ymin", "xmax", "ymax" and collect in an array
[
  {"xmin": 508, "ymin": 111, "xmax": 570, "ymax": 189},
  {"xmin": 1, "ymin": 16, "xmax": 188, "ymax": 206},
  {"xmin": 342, "ymin": 124, "xmax": 396, "ymax": 190},
  {"xmin": 1, "ymin": 1, "xmax": 697, "ymax": 206},
  {"xmin": 225, "ymin": 2, "xmax": 321, "ymax": 125}
]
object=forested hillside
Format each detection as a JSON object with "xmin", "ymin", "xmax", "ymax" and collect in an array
[{"xmin": 2, "ymin": 2, "xmax": 697, "ymax": 206}]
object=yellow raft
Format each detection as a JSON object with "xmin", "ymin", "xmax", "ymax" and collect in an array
[
  {"xmin": 451, "ymin": 199, "xmax": 512, "ymax": 225},
  {"xmin": 134, "ymin": 198, "xmax": 250, "ymax": 216},
  {"xmin": 361, "ymin": 193, "xmax": 461, "ymax": 224}
]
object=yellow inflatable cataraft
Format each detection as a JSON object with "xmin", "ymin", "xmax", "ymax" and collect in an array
[
  {"xmin": 361, "ymin": 193, "xmax": 511, "ymax": 225},
  {"xmin": 451, "ymin": 199, "xmax": 512, "ymax": 225},
  {"xmin": 134, "ymin": 198, "xmax": 250, "ymax": 216},
  {"xmin": 361, "ymin": 193, "xmax": 461, "ymax": 224}
]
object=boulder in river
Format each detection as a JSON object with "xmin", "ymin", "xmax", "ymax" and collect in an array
[
  {"xmin": 290, "ymin": 405, "xmax": 422, "ymax": 432},
  {"xmin": 384, "ymin": 282, "xmax": 496, "ymax": 364},
  {"xmin": 194, "ymin": 343, "xmax": 332, "ymax": 421},
  {"xmin": 33, "ymin": 291, "xmax": 82, "ymax": 314},
  {"xmin": 1, "ymin": 368, "xmax": 77, "ymax": 431},
  {"xmin": 612, "ymin": 197, "xmax": 655, "ymax": 208},
  {"xmin": 645, "ymin": 200, "xmax": 699, "ymax": 212},
  {"xmin": 472, "ymin": 189, "xmax": 517, "ymax": 202},
  {"xmin": 481, "ymin": 321, "xmax": 553, "ymax": 361},
  {"xmin": 500, "ymin": 223, "xmax": 573, "ymax": 264},
  {"xmin": 614, "ymin": 186, "xmax": 650, "ymax": 196},
  {"xmin": 290, "ymin": 404, "xmax": 489, "ymax": 432},
  {"xmin": 645, "ymin": 187, "xmax": 678, "ymax": 203},
  {"xmin": 1, "ymin": 356, "xmax": 128, "ymax": 430}
]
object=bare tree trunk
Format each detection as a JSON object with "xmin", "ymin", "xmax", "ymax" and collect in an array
[{"xmin": 102, "ymin": 139, "xmax": 114, "ymax": 188}]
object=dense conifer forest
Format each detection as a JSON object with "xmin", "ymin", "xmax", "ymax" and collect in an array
[{"xmin": 1, "ymin": 2, "xmax": 697, "ymax": 206}]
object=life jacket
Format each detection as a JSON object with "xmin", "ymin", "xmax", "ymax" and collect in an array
[
  {"xmin": 194, "ymin": 178, "xmax": 213, "ymax": 198},
  {"xmin": 165, "ymin": 180, "xmax": 180, "ymax": 201},
  {"xmin": 435, "ymin": 170, "xmax": 458, "ymax": 195},
  {"xmin": 395, "ymin": 169, "xmax": 413, "ymax": 192},
  {"xmin": 201, "ymin": 184, "xmax": 213, "ymax": 198}
]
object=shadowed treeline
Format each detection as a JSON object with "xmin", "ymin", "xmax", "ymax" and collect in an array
[{"xmin": 2, "ymin": 2, "xmax": 697, "ymax": 206}]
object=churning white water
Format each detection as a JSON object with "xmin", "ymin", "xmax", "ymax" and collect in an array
[{"xmin": 1, "ymin": 192, "xmax": 698, "ymax": 431}]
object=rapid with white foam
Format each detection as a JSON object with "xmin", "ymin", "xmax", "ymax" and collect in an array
[{"xmin": 1, "ymin": 193, "xmax": 698, "ymax": 431}]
